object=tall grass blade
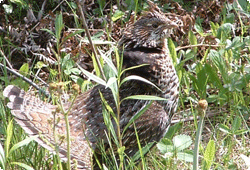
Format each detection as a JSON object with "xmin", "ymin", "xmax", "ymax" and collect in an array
[
  {"xmin": 133, "ymin": 122, "xmax": 146, "ymax": 170},
  {"xmin": 121, "ymin": 95, "xmax": 168, "ymax": 102},
  {"xmin": 10, "ymin": 162, "xmax": 34, "ymax": 170},
  {"xmin": 5, "ymin": 120, "xmax": 13, "ymax": 158},
  {"xmin": 98, "ymin": 48, "xmax": 117, "ymax": 76},
  {"xmin": 120, "ymin": 75, "xmax": 162, "ymax": 92},
  {"xmin": 9, "ymin": 135, "xmax": 38, "ymax": 155},
  {"xmin": 99, "ymin": 92, "xmax": 119, "ymax": 146},
  {"xmin": 122, "ymin": 101, "xmax": 152, "ymax": 135},
  {"xmin": 120, "ymin": 64, "xmax": 149, "ymax": 76},
  {"xmin": 77, "ymin": 63, "xmax": 106, "ymax": 86},
  {"xmin": 131, "ymin": 142, "xmax": 154, "ymax": 162}
]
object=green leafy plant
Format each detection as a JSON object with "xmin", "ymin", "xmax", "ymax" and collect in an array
[
  {"xmin": 218, "ymin": 115, "xmax": 248, "ymax": 136},
  {"xmin": 157, "ymin": 134, "xmax": 193, "ymax": 163},
  {"xmin": 0, "ymin": 119, "xmax": 38, "ymax": 170},
  {"xmin": 203, "ymin": 139, "xmax": 215, "ymax": 170}
]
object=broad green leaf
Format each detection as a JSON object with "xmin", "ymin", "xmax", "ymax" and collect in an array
[
  {"xmin": 10, "ymin": 162, "xmax": 34, "ymax": 170},
  {"xmin": 210, "ymin": 22, "xmax": 219, "ymax": 36},
  {"xmin": 173, "ymin": 134, "xmax": 192, "ymax": 151},
  {"xmin": 3, "ymin": 4, "xmax": 13, "ymax": 14},
  {"xmin": 194, "ymin": 23, "xmax": 204, "ymax": 36},
  {"xmin": 35, "ymin": 61, "xmax": 47, "ymax": 69},
  {"xmin": 218, "ymin": 124, "xmax": 231, "ymax": 134},
  {"xmin": 9, "ymin": 135, "xmax": 39, "ymax": 155},
  {"xmin": 205, "ymin": 63, "xmax": 223, "ymax": 89},
  {"xmin": 188, "ymin": 31, "xmax": 198, "ymax": 53},
  {"xmin": 189, "ymin": 74, "xmax": 198, "ymax": 95},
  {"xmin": 157, "ymin": 143, "xmax": 174, "ymax": 154},
  {"xmin": 77, "ymin": 63, "xmax": 106, "ymax": 86},
  {"xmin": 177, "ymin": 152, "xmax": 193, "ymax": 162},
  {"xmin": 19, "ymin": 63, "xmax": 29, "ymax": 76},
  {"xmin": 204, "ymin": 140, "xmax": 215, "ymax": 170},
  {"xmin": 164, "ymin": 122, "xmax": 182, "ymax": 140},
  {"xmin": 194, "ymin": 62, "xmax": 209, "ymax": 98},
  {"xmin": 114, "ymin": 47, "xmax": 122, "ymax": 74},
  {"xmin": 92, "ymin": 31, "xmax": 104, "ymax": 40},
  {"xmin": 168, "ymin": 39, "xmax": 177, "ymax": 66},
  {"xmin": 238, "ymin": 0, "xmax": 248, "ymax": 11},
  {"xmin": 55, "ymin": 13, "xmax": 64, "ymax": 42},
  {"xmin": 70, "ymin": 75, "xmax": 83, "ymax": 85},
  {"xmin": 208, "ymin": 49, "xmax": 228, "ymax": 83},
  {"xmin": 225, "ymin": 13, "xmax": 235, "ymax": 24},
  {"xmin": 232, "ymin": 116, "xmax": 241, "ymax": 133},
  {"xmin": 109, "ymin": 82, "xmax": 119, "ymax": 109},
  {"xmin": 159, "ymin": 138, "xmax": 172, "ymax": 146},
  {"xmin": 120, "ymin": 75, "xmax": 161, "ymax": 92},
  {"xmin": 226, "ymin": 36, "xmax": 244, "ymax": 50},
  {"xmin": 112, "ymin": 10, "xmax": 125, "ymax": 22},
  {"xmin": 217, "ymin": 23, "xmax": 234, "ymax": 41},
  {"xmin": 70, "ymin": 68, "xmax": 81, "ymax": 75}
]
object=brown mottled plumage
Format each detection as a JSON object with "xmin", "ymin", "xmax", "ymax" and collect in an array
[{"xmin": 3, "ymin": 1, "xmax": 179, "ymax": 169}]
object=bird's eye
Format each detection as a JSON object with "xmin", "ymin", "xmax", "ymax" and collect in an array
[{"xmin": 152, "ymin": 23, "xmax": 159, "ymax": 28}]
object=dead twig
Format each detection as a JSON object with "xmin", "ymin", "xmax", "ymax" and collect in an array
[
  {"xmin": 76, "ymin": 0, "xmax": 106, "ymax": 81},
  {"xmin": 0, "ymin": 63, "xmax": 50, "ymax": 97}
]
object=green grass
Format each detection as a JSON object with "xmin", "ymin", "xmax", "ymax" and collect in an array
[{"xmin": 1, "ymin": 0, "xmax": 250, "ymax": 169}]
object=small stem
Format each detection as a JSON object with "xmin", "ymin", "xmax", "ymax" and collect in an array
[
  {"xmin": 117, "ymin": 104, "xmax": 124, "ymax": 170},
  {"xmin": 59, "ymin": 93, "xmax": 78, "ymax": 169},
  {"xmin": 76, "ymin": 0, "xmax": 106, "ymax": 80},
  {"xmin": 64, "ymin": 114, "xmax": 71, "ymax": 169},
  {"xmin": 193, "ymin": 111, "xmax": 205, "ymax": 170},
  {"xmin": 52, "ymin": 100, "xmax": 63, "ymax": 170},
  {"xmin": 61, "ymin": 101, "xmax": 71, "ymax": 170}
]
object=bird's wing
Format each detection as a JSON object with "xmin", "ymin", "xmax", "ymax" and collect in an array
[{"xmin": 3, "ymin": 85, "xmax": 92, "ymax": 169}]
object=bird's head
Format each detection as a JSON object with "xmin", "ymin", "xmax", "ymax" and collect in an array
[{"xmin": 119, "ymin": 0, "xmax": 178, "ymax": 49}]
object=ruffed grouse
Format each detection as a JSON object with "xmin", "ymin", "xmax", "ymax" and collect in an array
[{"xmin": 3, "ymin": 1, "xmax": 179, "ymax": 169}]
